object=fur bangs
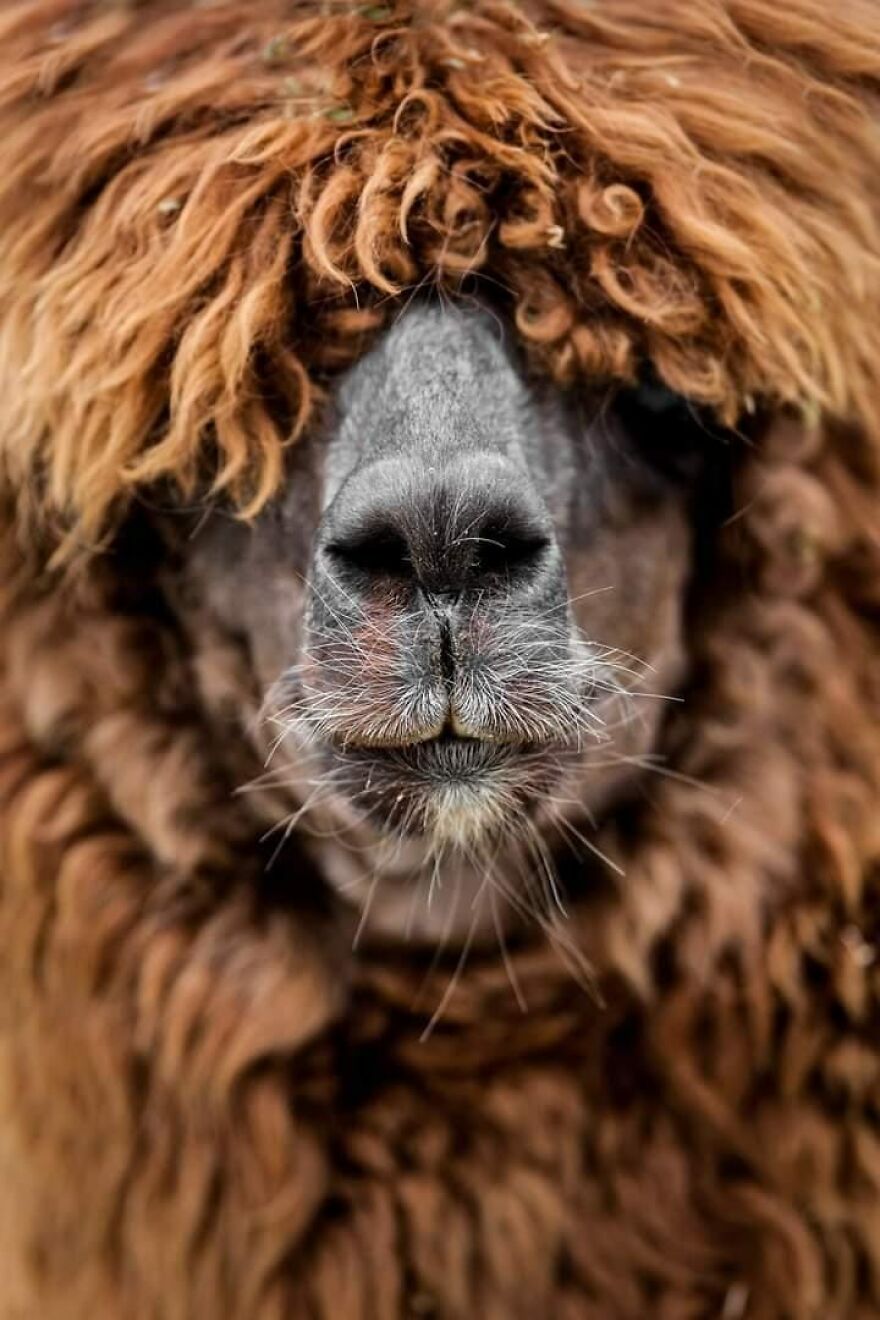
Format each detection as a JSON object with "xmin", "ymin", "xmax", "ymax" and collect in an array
[{"xmin": 0, "ymin": 0, "xmax": 878, "ymax": 543}]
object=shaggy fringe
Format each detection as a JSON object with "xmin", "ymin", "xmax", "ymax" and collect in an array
[
  {"xmin": 0, "ymin": 0, "xmax": 879, "ymax": 545},
  {"xmin": 1, "ymin": 2, "xmax": 880, "ymax": 1317}
]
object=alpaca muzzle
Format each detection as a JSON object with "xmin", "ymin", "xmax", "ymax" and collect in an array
[{"xmin": 297, "ymin": 447, "xmax": 579, "ymax": 838}]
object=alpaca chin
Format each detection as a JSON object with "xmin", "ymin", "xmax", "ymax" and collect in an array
[{"xmin": 330, "ymin": 834, "xmax": 522, "ymax": 948}]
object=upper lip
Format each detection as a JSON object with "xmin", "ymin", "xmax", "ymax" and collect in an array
[
  {"xmin": 331, "ymin": 721, "xmax": 515, "ymax": 751},
  {"xmin": 337, "ymin": 733, "xmax": 538, "ymax": 770},
  {"xmin": 424, "ymin": 726, "xmax": 483, "ymax": 746}
]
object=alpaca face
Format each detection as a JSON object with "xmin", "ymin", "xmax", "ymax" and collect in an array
[{"xmin": 182, "ymin": 304, "xmax": 712, "ymax": 943}]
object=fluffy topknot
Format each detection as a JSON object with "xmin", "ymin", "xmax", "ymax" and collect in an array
[{"xmin": 0, "ymin": 0, "xmax": 879, "ymax": 545}]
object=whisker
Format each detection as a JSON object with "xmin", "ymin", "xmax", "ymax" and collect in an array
[
  {"xmin": 420, "ymin": 903, "xmax": 480, "ymax": 1041},
  {"xmin": 488, "ymin": 873, "xmax": 527, "ymax": 1013}
]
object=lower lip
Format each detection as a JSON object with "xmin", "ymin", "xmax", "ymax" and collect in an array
[
  {"xmin": 399, "ymin": 735, "xmax": 506, "ymax": 772},
  {"xmin": 318, "ymin": 736, "xmax": 562, "ymax": 837}
]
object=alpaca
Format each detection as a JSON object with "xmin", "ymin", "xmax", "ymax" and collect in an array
[
  {"xmin": 179, "ymin": 301, "xmax": 706, "ymax": 946},
  {"xmin": 0, "ymin": 2, "xmax": 879, "ymax": 1317}
]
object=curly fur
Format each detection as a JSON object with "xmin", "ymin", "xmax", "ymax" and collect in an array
[{"xmin": 1, "ymin": 1, "xmax": 880, "ymax": 1316}]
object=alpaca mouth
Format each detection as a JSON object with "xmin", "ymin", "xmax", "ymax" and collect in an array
[
  {"xmin": 397, "ymin": 730, "xmax": 518, "ymax": 773},
  {"xmin": 325, "ymin": 733, "xmax": 563, "ymax": 843}
]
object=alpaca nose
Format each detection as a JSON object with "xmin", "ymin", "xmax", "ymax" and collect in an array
[{"xmin": 321, "ymin": 455, "xmax": 555, "ymax": 599}]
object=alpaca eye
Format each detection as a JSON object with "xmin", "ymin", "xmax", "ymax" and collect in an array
[{"xmin": 614, "ymin": 379, "xmax": 726, "ymax": 484}]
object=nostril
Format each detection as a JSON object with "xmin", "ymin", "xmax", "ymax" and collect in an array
[
  {"xmin": 325, "ymin": 521, "xmax": 551, "ymax": 591},
  {"xmin": 325, "ymin": 527, "xmax": 412, "ymax": 581},
  {"xmin": 472, "ymin": 527, "xmax": 550, "ymax": 578},
  {"xmin": 321, "ymin": 461, "xmax": 555, "ymax": 597}
]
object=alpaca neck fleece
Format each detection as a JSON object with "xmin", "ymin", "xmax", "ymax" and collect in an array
[{"xmin": 0, "ymin": 3, "xmax": 880, "ymax": 1318}]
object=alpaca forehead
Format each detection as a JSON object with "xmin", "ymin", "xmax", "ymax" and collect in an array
[
  {"xmin": 324, "ymin": 305, "xmax": 553, "ymax": 505},
  {"xmin": 337, "ymin": 306, "xmax": 518, "ymax": 417}
]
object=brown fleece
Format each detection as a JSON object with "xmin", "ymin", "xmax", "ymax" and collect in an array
[{"xmin": 0, "ymin": 1, "xmax": 879, "ymax": 1316}]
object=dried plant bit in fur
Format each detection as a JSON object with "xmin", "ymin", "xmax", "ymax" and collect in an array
[
  {"xmin": 840, "ymin": 926, "xmax": 876, "ymax": 967},
  {"xmin": 721, "ymin": 1283, "xmax": 751, "ymax": 1320},
  {"xmin": 359, "ymin": 4, "xmax": 394, "ymax": 18},
  {"xmin": 157, "ymin": 197, "xmax": 183, "ymax": 216},
  {"xmin": 48, "ymin": 18, "xmax": 79, "ymax": 43},
  {"xmin": 786, "ymin": 525, "xmax": 821, "ymax": 567},
  {"xmin": 143, "ymin": 68, "xmax": 172, "ymax": 92},
  {"xmin": 801, "ymin": 397, "xmax": 823, "ymax": 431},
  {"xmin": 546, "ymin": 224, "xmax": 566, "ymax": 249},
  {"xmin": 263, "ymin": 34, "xmax": 291, "ymax": 64}
]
